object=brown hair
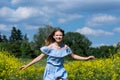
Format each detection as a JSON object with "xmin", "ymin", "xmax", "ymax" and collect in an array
[{"xmin": 45, "ymin": 28, "xmax": 64, "ymax": 46}]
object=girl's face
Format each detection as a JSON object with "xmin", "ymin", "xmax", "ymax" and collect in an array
[{"xmin": 53, "ymin": 30, "xmax": 63, "ymax": 43}]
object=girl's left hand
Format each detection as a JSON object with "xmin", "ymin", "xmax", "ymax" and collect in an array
[{"xmin": 88, "ymin": 56, "xmax": 95, "ymax": 60}]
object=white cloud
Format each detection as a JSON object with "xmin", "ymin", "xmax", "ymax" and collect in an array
[
  {"xmin": 91, "ymin": 43, "xmax": 111, "ymax": 47},
  {"xmin": 58, "ymin": 18, "xmax": 66, "ymax": 23},
  {"xmin": 0, "ymin": 7, "xmax": 13, "ymax": 17},
  {"xmin": 113, "ymin": 27, "xmax": 120, "ymax": 33},
  {"xmin": 56, "ymin": 0, "xmax": 120, "ymax": 13},
  {"xmin": 14, "ymin": 7, "xmax": 41, "ymax": 19},
  {"xmin": 24, "ymin": 25, "xmax": 40, "ymax": 30},
  {"xmin": 1, "ymin": 0, "xmax": 120, "ymax": 25},
  {"xmin": 9, "ymin": 0, "xmax": 120, "ymax": 14},
  {"xmin": 0, "ymin": 7, "xmax": 41, "ymax": 22},
  {"xmin": 87, "ymin": 14, "xmax": 118, "ymax": 27},
  {"xmin": 0, "ymin": 7, "xmax": 32, "ymax": 22},
  {"xmin": 76, "ymin": 27, "xmax": 114, "ymax": 36},
  {"xmin": 58, "ymin": 14, "xmax": 83, "ymax": 23},
  {"xmin": 11, "ymin": 0, "xmax": 21, "ymax": 4},
  {"xmin": 0, "ymin": 24, "xmax": 11, "ymax": 31}
]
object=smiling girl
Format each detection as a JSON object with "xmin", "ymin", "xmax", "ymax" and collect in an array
[{"xmin": 20, "ymin": 28, "xmax": 95, "ymax": 80}]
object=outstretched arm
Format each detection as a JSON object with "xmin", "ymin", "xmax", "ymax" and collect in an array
[
  {"xmin": 20, "ymin": 53, "xmax": 45, "ymax": 70},
  {"xmin": 70, "ymin": 53, "xmax": 95, "ymax": 61}
]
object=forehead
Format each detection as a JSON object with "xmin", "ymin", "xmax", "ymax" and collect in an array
[{"xmin": 54, "ymin": 31, "xmax": 63, "ymax": 34}]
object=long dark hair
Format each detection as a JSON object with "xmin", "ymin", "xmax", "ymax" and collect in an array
[{"xmin": 45, "ymin": 28, "xmax": 64, "ymax": 46}]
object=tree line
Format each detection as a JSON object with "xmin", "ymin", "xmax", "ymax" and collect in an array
[{"xmin": 0, "ymin": 25, "xmax": 120, "ymax": 58}]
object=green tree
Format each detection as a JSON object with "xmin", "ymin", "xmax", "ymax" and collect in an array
[
  {"xmin": 32, "ymin": 25, "xmax": 57, "ymax": 56},
  {"xmin": 89, "ymin": 45, "xmax": 117, "ymax": 58},
  {"xmin": 63, "ymin": 32, "xmax": 92, "ymax": 56},
  {"xmin": 33, "ymin": 25, "xmax": 56, "ymax": 49},
  {"xmin": 23, "ymin": 34, "xmax": 29, "ymax": 41},
  {"xmin": 20, "ymin": 41, "xmax": 32, "ymax": 58},
  {"xmin": 9, "ymin": 27, "xmax": 23, "ymax": 42},
  {"xmin": 0, "ymin": 34, "xmax": 8, "ymax": 51},
  {"xmin": 9, "ymin": 27, "xmax": 23, "ymax": 57},
  {"xmin": 2, "ymin": 35, "xmax": 8, "ymax": 42},
  {"xmin": 0, "ymin": 33, "xmax": 3, "ymax": 42},
  {"xmin": 16, "ymin": 29, "xmax": 23, "ymax": 41},
  {"xmin": 9, "ymin": 41, "xmax": 22, "ymax": 57}
]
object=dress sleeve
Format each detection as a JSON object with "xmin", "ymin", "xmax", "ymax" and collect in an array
[
  {"xmin": 40, "ymin": 46, "xmax": 72, "ymax": 57},
  {"xmin": 40, "ymin": 46, "xmax": 51, "ymax": 55},
  {"xmin": 66, "ymin": 47, "xmax": 72, "ymax": 54}
]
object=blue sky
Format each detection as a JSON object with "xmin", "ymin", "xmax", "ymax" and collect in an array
[{"xmin": 0, "ymin": 0, "xmax": 120, "ymax": 47}]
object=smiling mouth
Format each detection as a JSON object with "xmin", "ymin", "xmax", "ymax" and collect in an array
[{"xmin": 56, "ymin": 38, "xmax": 62, "ymax": 40}]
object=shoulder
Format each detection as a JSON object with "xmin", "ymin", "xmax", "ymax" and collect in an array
[
  {"xmin": 64, "ymin": 44, "xmax": 69, "ymax": 48},
  {"xmin": 63, "ymin": 44, "xmax": 73, "ymax": 54},
  {"xmin": 40, "ymin": 44, "xmax": 53, "ymax": 50},
  {"xmin": 47, "ymin": 44, "xmax": 54, "ymax": 48}
]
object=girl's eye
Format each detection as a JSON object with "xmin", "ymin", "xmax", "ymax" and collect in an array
[
  {"xmin": 55, "ymin": 35, "xmax": 62, "ymax": 36},
  {"xmin": 57, "ymin": 35, "xmax": 62, "ymax": 36}
]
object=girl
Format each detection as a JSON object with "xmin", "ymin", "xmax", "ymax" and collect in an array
[{"xmin": 20, "ymin": 28, "xmax": 95, "ymax": 80}]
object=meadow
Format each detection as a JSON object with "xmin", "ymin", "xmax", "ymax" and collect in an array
[{"xmin": 0, "ymin": 50, "xmax": 120, "ymax": 80}]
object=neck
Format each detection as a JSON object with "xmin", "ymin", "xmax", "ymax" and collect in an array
[{"xmin": 54, "ymin": 42, "xmax": 63, "ymax": 47}]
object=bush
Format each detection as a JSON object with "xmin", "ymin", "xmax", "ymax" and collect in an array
[
  {"xmin": 65, "ymin": 52, "xmax": 120, "ymax": 80},
  {"xmin": 0, "ymin": 50, "xmax": 120, "ymax": 80},
  {"xmin": 0, "ymin": 51, "xmax": 44, "ymax": 80}
]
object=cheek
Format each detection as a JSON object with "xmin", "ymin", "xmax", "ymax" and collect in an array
[{"xmin": 60, "ymin": 36, "xmax": 63, "ymax": 39}]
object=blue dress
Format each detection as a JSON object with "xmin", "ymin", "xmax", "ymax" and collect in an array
[{"xmin": 40, "ymin": 45, "xmax": 72, "ymax": 80}]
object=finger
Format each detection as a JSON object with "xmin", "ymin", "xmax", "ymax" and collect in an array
[
  {"xmin": 20, "ymin": 66, "xmax": 25, "ymax": 70},
  {"xmin": 19, "ymin": 67, "xmax": 23, "ymax": 70}
]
